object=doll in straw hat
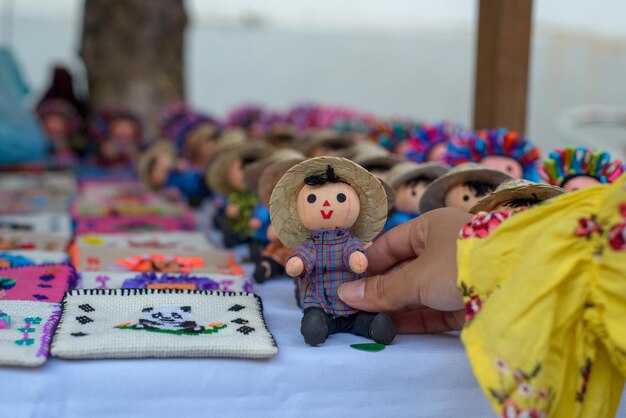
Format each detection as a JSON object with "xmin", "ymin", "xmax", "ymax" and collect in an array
[
  {"xmin": 243, "ymin": 149, "xmax": 305, "ymax": 263},
  {"xmin": 138, "ymin": 140, "xmax": 210, "ymax": 207},
  {"xmin": 159, "ymin": 102, "xmax": 220, "ymax": 170},
  {"xmin": 446, "ymin": 128, "xmax": 541, "ymax": 181},
  {"xmin": 420, "ymin": 163, "xmax": 513, "ymax": 213},
  {"xmin": 296, "ymin": 130, "xmax": 357, "ymax": 159},
  {"xmin": 352, "ymin": 142, "xmax": 405, "ymax": 182},
  {"xmin": 540, "ymin": 146, "xmax": 624, "ymax": 191},
  {"xmin": 206, "ymin": 140, "xmax": 273, "ymax": 248},
  {"xmin": 384, "ymin": 161, "xmax": 450, "ymax": 231},
  {"xmin": 252, "ymin": 156, "xmax": 305, "ymax": 288},
  {"xmin": 270, "ymin": 156, "xmax": 396, "ymax": 346},
  {"xmin": 469, "ymin": 179, "xmax": 565, "ymax": 214}
]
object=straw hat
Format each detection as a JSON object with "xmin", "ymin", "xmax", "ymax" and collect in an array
[
  {"xmin": 420, "ymin": 163, "xmax": 513, "ymax": 213},
  {"xmin": 352, "ymin": 143, "xmax": 405, "ymax": 172},
  {"xmin": 258, "ymin": 157, "xmax": 306, "ymax": 207},
  {"xmin": 469, "ymin": 179, "xmax": 566, "ymax": 214},
  {"xmin": 378, "ymin": 177, "xmax": 396, "ymax": 213},
  {"xmin": 206, "ymin": 141, "xmax": 273, "ymax": 196},
  {"xmin": 243, "ymin": 149, "xmax": 304, "ymax": 193},
  {"xmin": 137, "ymin": 140, "xmax": 177, "ymax": 188},
  {"xmin": 270, "ymin": 156, "xmax": 388, "ymax": 249},
  {"xmin": 387, "ymin": 162, "xmax": 451, "ymax": 189},
  {"xmin": 296, "ymin": 130, "xmax": 357, "ymax": 158}
]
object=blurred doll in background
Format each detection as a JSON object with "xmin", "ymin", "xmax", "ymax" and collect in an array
[
  {"xmin": 540, "ymin": 146, "xmax": 624, "ymax": 191},
  {"xmin": 446, "ymin": 128, "xmax": 541, "ymax": 181},
  {"xmin": 90, "ymin": 107, "xmax": 143, "ymax": 167},
  {"xmin": 35, "ymin": 98, "xmax": 83, "ymax": 167}
]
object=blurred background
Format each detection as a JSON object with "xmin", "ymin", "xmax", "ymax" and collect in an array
[{"xmin": 4, "ymin": 0, "xmax": 626, "ymax": 156}]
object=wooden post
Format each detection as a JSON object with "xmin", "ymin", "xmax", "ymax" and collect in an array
[
  {"xmin": 80, "ymin": 0, "xmax": 187, "ymax": 140},
  {"xmin": 473, "ymin": 0, "xmax": 533, "ymax": 132}
]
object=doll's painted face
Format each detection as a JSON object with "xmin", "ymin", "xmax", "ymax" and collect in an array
[
  {"xmin": 43, "ymin": 114, "xmax": 69, "ymax": 138},
  {"xmin": 481, "ymin": 156, "xmax": 523, "ymax": 179},
  {"xmin": 444, "ymin": 182, "xmax": 496, "ymax": 212},
  {"xmin": 186, "ymin": 124, "xmax": 217, "ymax": 165},
  {"xmin": 227, "ymin": 159, "xmax": 247, "ymax": 191},
  {"xmin": 395, "ymin": 179, "xmax": 429, "ymax": 214},
  {"xmin": 149, "ymin": 154, "xmax": 174, "ymax": 188},
  {"xmin": 561, "ymin": 175, "xmax": 600, "ymax": 191},
  {"xmin": 111, "ymin": 118, "xmax": 139, "ymax": 142},
  {"xmin": 427, "ymin": 143, "xmax": 447, "ymax": 163},
  {"xmin": 297, "ymin": 183, "xmax": 360, "ymax": 230}
]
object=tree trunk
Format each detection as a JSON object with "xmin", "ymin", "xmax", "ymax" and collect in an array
[{"xmin": 80, "ymin": 0, "xmax": 187, "ymax": 140}]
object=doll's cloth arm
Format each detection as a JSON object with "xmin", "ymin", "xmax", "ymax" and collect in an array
[
  {"xmin": 457, "ymin": 174, "xmax": 626, "ymax": 418},
  {"xmin": 292, "ymin": 240, "xmax": 316, "ymax": 276},
  {"xmin": 342, "ymin": 236, "xmax": 365, "ymax": 270}
]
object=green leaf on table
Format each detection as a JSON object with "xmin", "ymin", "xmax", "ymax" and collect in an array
[{"xmin": 350, "ymin": 343, "xmax": 386, "ymax": 352}]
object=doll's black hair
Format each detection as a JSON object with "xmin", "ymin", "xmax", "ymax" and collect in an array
[
  {"xmin": 304, "ymin": 165, "xmax": 343, "ymax": 186},
  {"xmin": 407, "ymin": 175, "xmax": 436, "ymax": 188},
  {"xmin": 503, "ymin": 197, "xmax": 541, "ymax": 209},
  {"xmin": 464, "ymin": 181, "xmax": 495, "ymax": 197}
]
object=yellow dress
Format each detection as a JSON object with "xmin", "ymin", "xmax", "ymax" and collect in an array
[{"xmin": 458, "ymin": 173, "xmax": 626, "ymax": 418}]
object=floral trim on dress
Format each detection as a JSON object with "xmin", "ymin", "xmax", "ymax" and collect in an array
[
  {"xmin": 488, "ymin": 359, "xmax": 555, "ymax": 418},
  {"xmin": 574, "ymin": 203, "xmax": 626, "ymax": 252},
  {"xmin": 459, "ymin": 281, "xmax": 482, "ymax": 324},
  {"xmin": 459, "ymin": 208, "xmax": 529, "ymax": 240}
]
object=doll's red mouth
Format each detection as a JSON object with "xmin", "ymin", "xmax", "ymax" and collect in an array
[{"xmin": 320, "ymin": 210, "xmax": 334, "ymax": 219}]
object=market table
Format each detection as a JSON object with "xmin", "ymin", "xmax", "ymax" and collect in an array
[{"xmin": 3, "ymin": 206, "xmax": 626, "ymax": 418}]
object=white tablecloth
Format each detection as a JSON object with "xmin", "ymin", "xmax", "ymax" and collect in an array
[{"xmin": 3, "ymin": 208, "xmax": 626, "ymax": 417}]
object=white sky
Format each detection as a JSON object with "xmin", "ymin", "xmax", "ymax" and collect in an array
[{"xmin": 4, "ymin": 0, "xmax": 626, "ymax": 38}]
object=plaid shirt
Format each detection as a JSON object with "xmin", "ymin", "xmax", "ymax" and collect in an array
[{"xmin": 293, "ymin": 228, "xmax": 364, "ymax": 317}]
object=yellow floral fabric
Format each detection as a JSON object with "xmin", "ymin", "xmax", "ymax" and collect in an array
[{"xmin": 458, "ymin": 173, "xmax": 626, "ymax": 418}]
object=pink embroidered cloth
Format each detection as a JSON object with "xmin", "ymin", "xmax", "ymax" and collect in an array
[{"xmin": 0, "ymin": 263, "xmax": 77, "ymax": 302}]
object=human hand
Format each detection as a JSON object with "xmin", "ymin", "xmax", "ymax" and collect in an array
[
  {"xmin": 348, "ymin": 251, "xmax": 368, "ymax": 274},
  {"xmin": 338, "ymin": 208, "xmax": 472, "ymax": 333},
  {"xmin": 285, "ymin": 256, "xmax": 304, "ymax": 277}
]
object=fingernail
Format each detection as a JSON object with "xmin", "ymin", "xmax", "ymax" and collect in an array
[{"xmin": 338, "ymin": 281, "xmax": 364, "ymax": 302}]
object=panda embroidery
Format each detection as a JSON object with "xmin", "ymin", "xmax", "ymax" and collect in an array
[{"xmin": 135, "ymin": 306, "xmax": 205, "ymax": 333}]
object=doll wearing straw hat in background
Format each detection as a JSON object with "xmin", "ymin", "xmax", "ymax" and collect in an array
[
  {"xmin": 207, "ymin": 140, "xmax": 273, "ymax": 248},
  {"xmin": 540, "ymin": 146, "xmax": 624, "ymax": 191},
  {"xmin": 270, "ymin": 156, "xmax": 396, "ymax": 346},
  {"xmin": 470, "ymin": 179, "xmax": 565, "ymax": 214},
  {"xmin": 420, "ymin": 163, "xmax": 513, "ymax": 213},
  {"xmin": 252, "ymin": 156, "xmax": 305, "ymax": 290},
  {"xmin": 242, "ymin": 149, "xmax": 305, "ymax": 264},
  {"xmin": 384, "ymin": 161, "xmax": 450, "ymax": 231}
]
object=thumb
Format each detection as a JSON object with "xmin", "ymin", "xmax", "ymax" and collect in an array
[{"xmin": 338, "ymin": 267, "xmax": 423, "ymax": 313}]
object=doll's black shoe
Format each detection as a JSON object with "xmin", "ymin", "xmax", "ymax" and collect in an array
[
  {"xmin": 369, "ymin": 313, "xmax": 396, "ymax": 345},
  {"xmin": 253, "ymin": 262, "xmax": 269, "ymax": 284},
  {"xmin": 301, "ymin": 309, "xmax": 330, "ymax": 346}
]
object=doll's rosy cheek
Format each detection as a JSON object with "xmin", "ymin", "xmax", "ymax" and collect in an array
[
  {"xmin": 481, "ymin": 156, "xmax": 523, "ymax": 179},
  {"xmin": 562, "ymin": 176, "xmax": 601, "ymax": 191},
  {"xmin": 444, "ymin": 185, "xmax": 481, "ymax": 211}
]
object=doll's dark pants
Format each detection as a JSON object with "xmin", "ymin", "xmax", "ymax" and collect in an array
[{"xmin": 303, "ymin": 307, "xmax": 376, "ymax": 337}]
